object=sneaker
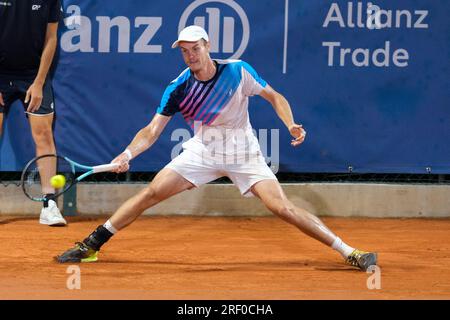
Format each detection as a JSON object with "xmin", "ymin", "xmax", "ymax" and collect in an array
[
  {"xmin": 40, "ymin": 199, "xmax": 67, "ymax": 226},
  {"xmin": 55, "ymin": 242, "xmax": 98, "ymax": 263},
  {"xmin": 345, "ymin": 249, "xmax": 378, "ymax": 271}
]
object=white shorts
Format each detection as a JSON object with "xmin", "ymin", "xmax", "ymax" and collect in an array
[{"xmin": 165, "ymin": 149, "xmax": 277, "ymax": 197}]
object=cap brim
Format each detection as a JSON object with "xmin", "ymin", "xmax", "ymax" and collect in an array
[
  {"xmin": 171, "ymin": 37, "xmax": 205, "ymax": 49},
  {"xmin": 171, "ymin": 40, "xmax": 180, "ymax": 49}
]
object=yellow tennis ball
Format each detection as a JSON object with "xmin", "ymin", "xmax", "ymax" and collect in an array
[{"xmin": 50, "ymin": 175, "xmax": 66, "ymax": 189}]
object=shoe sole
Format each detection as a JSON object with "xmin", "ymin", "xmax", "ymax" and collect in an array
[
  {"xmin": 40, "ymin": 219, "xmax": 67, "ymax": 226},
  {"xmin": 55, "ymin": 252, "xmax": 98, "ymax": 263},
  {"xmin": 81, "ymin": 252, "xmax": 98, "ymax": 263}
]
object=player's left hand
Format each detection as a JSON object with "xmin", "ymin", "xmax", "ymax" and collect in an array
[
  {"xmin": 289, "ymin": 124, "xmax": 307, "ymax": 147},
  {"xmin": 25, "ymin": 82, "xmax": 44, "ymax": 113}
]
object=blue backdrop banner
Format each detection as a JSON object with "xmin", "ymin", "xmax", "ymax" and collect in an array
[{"xmin": 1, "ymin": 0, "xmax": 449, "ymax": 173}]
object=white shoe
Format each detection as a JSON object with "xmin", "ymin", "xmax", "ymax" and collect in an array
[{"xmin": 40, "ymin": 200, "xmax": 67, "ymax": 226}]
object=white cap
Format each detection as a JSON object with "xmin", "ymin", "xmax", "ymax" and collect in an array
[{"xmin": 171, "ymin": 25, "xmax": 209, "ymax": 49}]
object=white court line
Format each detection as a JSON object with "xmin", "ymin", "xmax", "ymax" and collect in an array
[{"xmin": 283, "ymin": 0, "xmax": 289, "ymax": 74}]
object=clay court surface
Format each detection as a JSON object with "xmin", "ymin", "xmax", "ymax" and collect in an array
[{"xmin": 0, "ymin": 215, "xmax": 449, "ymax": 300}]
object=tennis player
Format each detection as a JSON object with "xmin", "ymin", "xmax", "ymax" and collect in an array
[
  {"xmin": 0, "ymin": 0, "xmax": 66, "ymax": 226},
  {"xmin": 56, "ymin": 26, "xmax": 377, "ymax": 270}
]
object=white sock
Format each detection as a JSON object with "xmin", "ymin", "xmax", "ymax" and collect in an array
[
  {"xmin": 103, "ymin": 220, "xmax": 118, "ymax": 234},
  {"xmin": 331, "ymin": 237, "xmax": 355, "ymax": 259}
]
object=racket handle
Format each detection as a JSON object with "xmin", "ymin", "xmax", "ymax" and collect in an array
[{"xmin": 92, "ymin": 163, "xmax": 119, "ymax": 173}]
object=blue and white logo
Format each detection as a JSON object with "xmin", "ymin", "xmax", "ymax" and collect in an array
[{"xmin": 178, "ymin": 0, "xmax": 250, "ymax": 59}]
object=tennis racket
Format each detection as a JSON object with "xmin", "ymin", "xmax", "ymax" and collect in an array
[{"xmin": 21, "ymin": 154, "xmax": 119, "ymax": 202}]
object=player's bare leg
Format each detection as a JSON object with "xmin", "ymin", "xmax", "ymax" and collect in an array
[
  {"xmin": 251, "ymin": 179, "xmax": 377, "ymax": 270},
  {"xmin": 250, "ymin": 179, "xmax": 337, "ymax": 246},
  {"xmin": 29, "ymin": 114, "xmax": 56, "ymax": 195},
  {"xmin": 109, "ymin": 168, "xmax": 195, "ymax": 230},
  {"xmin": 56, "ymin": 168, "xmax": 194, "ymax": 262}
]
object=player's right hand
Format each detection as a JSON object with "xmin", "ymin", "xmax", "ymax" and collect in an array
[
  {"xmin": 25, "ymin": 82, "xmax": 44, "ymax": 112},
  {"xmin": 111, "ymin": 153, "xmax": 130, "ymax": 173},
  {"xmin": 0, "ymin": 92, "xmax": 4, "ymax": 106}
]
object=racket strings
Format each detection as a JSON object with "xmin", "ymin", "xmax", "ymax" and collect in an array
[{"xmin": 22, "ymin": 155, "xmax": 76, "ymax": 201}]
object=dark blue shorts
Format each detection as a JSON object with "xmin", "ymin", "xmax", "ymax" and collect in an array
[{"xmin": 0, "ymin": 77, "xmax": 55, "ymax": 116}]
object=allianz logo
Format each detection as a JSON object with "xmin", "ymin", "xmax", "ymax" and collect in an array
[
  {"xmin": 61, "ymin": 0, "xmax": 249, "ymax": 59},
  {"xmin": 178, "ymin": 0, "xmax": 250, "ymax": 59}
]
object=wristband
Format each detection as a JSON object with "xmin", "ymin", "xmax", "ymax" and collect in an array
[{"xmin": 123, "ymin": 149, "xmax": 133, "ymax": 160}]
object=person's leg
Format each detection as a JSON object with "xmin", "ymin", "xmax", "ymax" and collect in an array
[
  {"xmin": 251, "ymin": 179, "xmax": 338, "ymax": 246},
  {"xmin": 28, "ymin": 113, "xmax": 68, "ymax": 226},
  {"xmin": 55, "ymin": 168, "xmax": 196, "ymax": 262},
  {"xmin": 109, "ymin": 168, "xmax": 195, "ymax": 230},
  {"xmin": 19, "ymin": 77, "xmax": 57, "ymax": 198},
  {"xmin": 251, "ymin": 179, "xmax": 377, "ymax": 270},
  {"xmin": 56, "ymin": 147, "xmax": 224, "ymax": 263},
  {"xmin": 28, "ymin": 114, "xmax": 56, "ymax": 194}
]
